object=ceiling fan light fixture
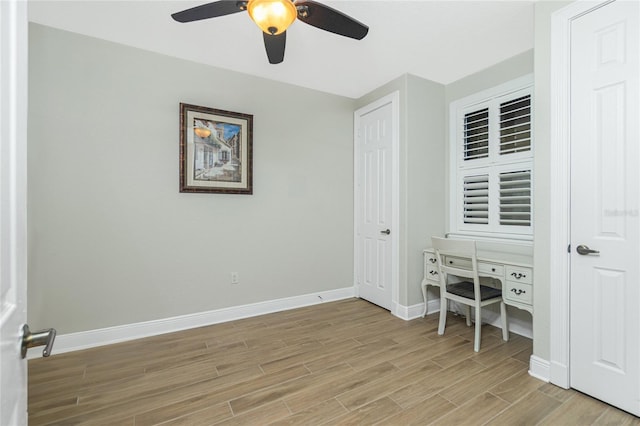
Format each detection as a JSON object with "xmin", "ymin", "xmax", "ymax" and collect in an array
[{"xmin": 247, "ymin": 0, "xmax": 297, "ymax": 35}]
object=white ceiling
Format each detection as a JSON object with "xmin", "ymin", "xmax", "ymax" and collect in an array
[{"xmin": 28, "ymin": 0, "xmax": 535, "ymax": 99}]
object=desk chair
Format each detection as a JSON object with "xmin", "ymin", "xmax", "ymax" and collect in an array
[{"xmin": 432, "ymin": 236, "xmax": 509, "ymax": 352}]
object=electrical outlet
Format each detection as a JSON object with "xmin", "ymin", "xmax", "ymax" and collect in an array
[{"xmin": 231, "ymin": 272, "xmax": 239, "ymax": 284}]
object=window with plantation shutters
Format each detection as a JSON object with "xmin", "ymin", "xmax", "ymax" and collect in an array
[{"xmin": 449, "ymin": 75, "xmax": 533, "ymax": 241}]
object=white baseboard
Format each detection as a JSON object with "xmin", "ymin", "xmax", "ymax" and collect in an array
[
  {"xmin": 447, "ymin": 302, "xmax": 533, "ymax": 339},
  {"xmin": 395, "ymin": 300, "xmax": 532, "ymax": 340},
  {"xmin": 529, "ymin": 355, "xmax": 551, "ymax": 382},
  {"xmin": 482, "ymin": 308, "xmax": 533, "ymax": 339},
  {"xmin": 42, "ymin": 288, "xmax": 536, "ymax": 360},
  {"xmin": 393, "ymin": 302, "xmax": 427, "ymax": 320},
  {"xmin": 41, "ymin": 287, "xmax": 355, "ymax": 359},
  {"xmin": 425, "ymin": 298, "xmax": 442, "ymax": 316}
]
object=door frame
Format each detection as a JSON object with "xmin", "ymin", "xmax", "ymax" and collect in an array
[
  {"xmin": 548, "ymin": 0, "xmax": 617, "ymax": 389},
  {"xmin": 353, "ymin": 91, "xmax": 400, "ymax": 315},
  {"xmin": 0, "ymin": 0, "xmax": 29, "ymax": 423}
]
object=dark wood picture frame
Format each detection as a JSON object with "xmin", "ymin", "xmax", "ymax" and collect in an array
[{"xmin": 179, "ymin": 103, "xmax": 253, "ymax": 194}]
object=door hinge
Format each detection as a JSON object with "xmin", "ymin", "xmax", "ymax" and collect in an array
[{"xmin": 567, "ymin": 244, "xmax": 571, "ymax": 253}]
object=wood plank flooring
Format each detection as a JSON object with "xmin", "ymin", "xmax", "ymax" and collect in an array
[{"xmin": 28, "ymin": 298, "xmax": 640, "ymax": 425}]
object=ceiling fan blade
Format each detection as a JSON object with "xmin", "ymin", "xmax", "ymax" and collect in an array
[
  {"xmin": 295, "ymin": 0, "xmax": 368, "ymax": 40},
  {"xmin": 263, "ymin": 32, "xmax": 286, "ymax": 64},
  {"xmin": 172, "ymin": 1, "xmax": 245, "ymax": 23}
]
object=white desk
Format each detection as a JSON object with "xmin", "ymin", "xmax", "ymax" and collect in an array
[{"xmin": 422, "ymin": 248, "xmax": 533, "ymax": 315}]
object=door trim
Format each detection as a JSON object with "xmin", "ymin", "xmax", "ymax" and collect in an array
[
  {"xmin": 549, "ymin": 0, "xmax": 616, "ymax": 389},
  {"xmin": 0, "ymin": 0, "xmax": 29, "ymax": 422},
  {"xmin": 353, "ymin": 91, "xmax": 400, "ymax": 316}
]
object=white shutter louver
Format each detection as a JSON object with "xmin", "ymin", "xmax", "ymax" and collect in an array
[
  {"xmin": 463, "ymin": 174, "xmax": 489, "ymax": 224},
  {"xmin": 499, "ymin": 95, "xmax": 531, "ymax": 155},
  {"xmin": 463, "ymin": 108, "xmax": 489, "ymax": 161},
  {"xmin": 499, "ymin": 170, "xmax": 531, "ymax": 226}
]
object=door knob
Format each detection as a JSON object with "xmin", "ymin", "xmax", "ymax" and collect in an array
[
  {"xmin": 380, "ymin": 229, "xmax": 390, "ymax": 235},
  {"xmin": 576, "ymin": 245, "xmax": 600, "ymax": 255},
  {"xmin": 21, "ymin": 324, "xmax": 56, "ymax": 359}
]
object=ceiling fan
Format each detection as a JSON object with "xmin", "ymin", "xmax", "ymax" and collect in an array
[{"xmin": 171, "ymin": 0, "xmax": 369, "ymax": 64}]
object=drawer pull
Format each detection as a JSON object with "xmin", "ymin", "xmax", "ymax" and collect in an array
[
  {"xmin": 511, "ymin": 272, "xmax": 526, "ymax": 279},
  {"xmin": 449, "ymin": 260, "xmax": 453, "ymax": 264},
  {"xmin": 429, "ymin": 270, "xmax": 439, "ymax": 276},
  {"xmin": 510, "ymin": 288, "xmax": 526, "ymax": 296},
  {"xmin": 491, "ymin": 268, "xmax": 496, "ymax": 272}
]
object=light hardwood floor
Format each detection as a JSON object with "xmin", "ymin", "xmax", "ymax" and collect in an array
[{"xmin": 29, "ymin": 298, "xmax": 640, "ymax": 425}]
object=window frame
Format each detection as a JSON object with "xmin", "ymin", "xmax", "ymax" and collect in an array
[{"xmin": 448, "ymin": 74, "xmax": 534, "ymax": 243}]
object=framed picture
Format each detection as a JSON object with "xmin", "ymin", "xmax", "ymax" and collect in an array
[{"xmin": 179, "ymin": 103, "xmax": 253, "ymax": 194}]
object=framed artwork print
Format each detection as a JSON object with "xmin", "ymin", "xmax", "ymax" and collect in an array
[{"xmin": 179, "ymin": 103, "xmax": 253, "ymax": 194}]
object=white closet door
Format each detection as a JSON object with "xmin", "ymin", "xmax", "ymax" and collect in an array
[
  {"xmin": 355, "ymin": 98, "xmax": 395, "ymax": 310},
  {"xmin": 570, "ymin": 0, "xmax": 640, "ymax": 415}
]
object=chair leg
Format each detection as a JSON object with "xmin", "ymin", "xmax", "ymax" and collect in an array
[
  {"xmin": 465, "ymin": 305, "xmax": 472, "ymax": 327},
  {"xmin": 438, "ymin": 296, "xmax": 447, "ymax": 335},
  {"xmin": 421, "ymin": 283, "xmax": 428, "ymax": 318},
  {"xmin": 474, "ymin": 306, "xmax": 482, "ymax": 352},
  {"xmin": 500, "ymin": 301, "xmax": 509, "ymax": 342}
]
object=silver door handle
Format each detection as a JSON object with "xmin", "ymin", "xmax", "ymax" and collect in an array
[
  {"xmin": 576, "ymin": 245, "xmax": 599, "ymax": 255},
  {"xmin": 380, "ymin": 229, "xmax": 390, "ymax": 235},
  {"xmin": 21, "ymin": 324, "xmax": 56, "ymax": 359}
]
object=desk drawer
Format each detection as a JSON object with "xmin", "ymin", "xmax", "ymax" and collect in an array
[
  {"xmin": 424, "ymin": 252, "xmax": 440, "ymax": 283},
  {"xmin": 505, "ymin": 282, "xmax": 532, "ymax": 305},
  {"xmin": 479, "ymin": 263, "xmax": 504, "ymax": 277},
  {"xmin": 444, "ymin": 256, "xmax": 472, "ymax": 269},
  {"xmin": 506, "ymin": 266, "xmax": 532, "ymax": 284},
  {"xmin": 426, "ymin": 265, "xmax": 440, "ymax": 281}
]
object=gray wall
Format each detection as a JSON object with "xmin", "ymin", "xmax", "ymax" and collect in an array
[
  {"xmin": 405, "ymin": 75, "xmax": 447, "ymax": 307},
  {"xmin": 355, "ymin": 74, "xmax": 446, "ymax": 307},
  {"xmin": 445, "ymin": 50, "xmax": 534, "ymax": 105},
  {"xmin": 28, "ymin": 24, "xmax": 356, "ymax": 334},
  {"xmin": 28, "ymin": 21, "xmax": 544, "ymax": 346}
]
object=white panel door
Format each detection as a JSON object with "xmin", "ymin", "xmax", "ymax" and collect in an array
[
  {"xmin": 0, "ymin": 0, "xmax": 29, "ymax": 424},
  {"xmin": 355, "ymin": 101, "xmax": 394, "ymax": 310},
  {"xmin": 570, "ymin": 0, "xmax": 640, "ymax": 415}
]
